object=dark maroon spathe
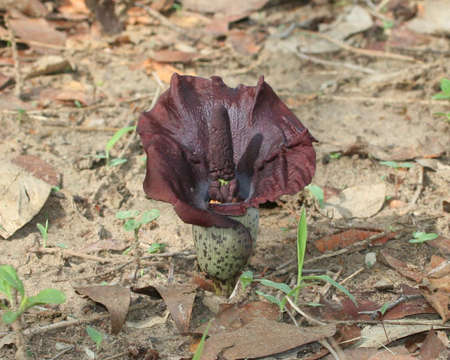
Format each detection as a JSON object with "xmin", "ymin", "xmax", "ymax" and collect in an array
[{"xmin": 138, "ymin": 73, "xmax": 316, "ymax": 230}]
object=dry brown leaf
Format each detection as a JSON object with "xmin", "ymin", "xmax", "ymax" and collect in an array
[
  {"xmin": 388, "ymin": 199, "xmax": 408, "ymax": 209},
  {"xmin": 427, "ymin": 236, "xmax": 450, "ymax": 254},
  {"xmin": 82, "ymin": 239, "xmax": 128, "ymax": 253},
  {"xmin": 75, "ymin": 285, "xmax": 131, "ymax": 334},
  {"xmin": 0, "ymin": 160, "xmax": 52, "ymax": 239},
  {"xmin": 140, "ymin": 59, "xmax": 189, "ymax": 83},
  {"xmin": 0, "ymin": 0, "xmax": 48, "ymax": 17},
  {"xmin": 314, "ymin": 229, "xmax": 395, "ymax": 253},
  {"xmin": 198, "ymin": 301, "xmax": 279, "ymax": 335},
  {"xmin": 380, "ymin": 250, "xmax": 423, "ymax": 282},
  {"xmin": 151, "ymin": 50, "xmax": 197, "ymax": 63},
  {"xmin": 9, "ymin": 18, "xmax": 66, "ymax": 46},
  {"xmin": 180, "ymin": 0, "xmax": 269, "ymax": 16},
  {"xmin": 24, "ymin": 56, "xmax": 74, "ymax": 79},
  {"xmin": 420, "ymin": 287, "xmax": 448, "ymax": 323},
  {"xmin": 420, "ymin": 329, "xmax": 447, "ymax": 359},
  {"xmin": 133, "ymin": 283, "xmax": 197, "ymax": 333},
  {"xmin": 12, "ymin": 155, "xmax": 60, "ymax": 187},
  {"xmin": 323, "ymin": 183, "xmax": 386, "ymax": 219},
  {"xmin": 58, "ymin": 0, "xmax": 90, "ymax": 19},
  {"xmin": 39, "ymin": 81, "xmax": 92, "ymax": 107},
  {"xmin": 154, "ymin": 283, "xmax": 196, "ymax": 334},
  {"xmin": 202, "ymin": 318, "xmax": 335, "ymax": 360},
  {"xmin": 420, "ymin": 256, "xmax": 450, "ymax": 322},
  {"xmin": 227, "ymin": 30, "xmax": 261, "ymax": 56},
  {"xmin": 150, "ymin": 0, "xmax": 174, "ymax": 12}
]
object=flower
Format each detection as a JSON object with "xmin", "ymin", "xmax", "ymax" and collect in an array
[{"xmin": 138, "ymin": 74, "xmax": 316, "ymax": 229}]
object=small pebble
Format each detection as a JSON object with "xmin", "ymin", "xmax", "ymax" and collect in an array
[{"xmin": 365, "ymin": 252, "xmax": 377, "ymax": 268}]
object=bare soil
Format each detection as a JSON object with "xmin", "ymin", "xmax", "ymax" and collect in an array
[{"xmin": 0, "ymin": 1, "xmax": 449, "ymax": 359}]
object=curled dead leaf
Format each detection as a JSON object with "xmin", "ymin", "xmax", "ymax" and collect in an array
[{"xmin": 75, "ymin": 285, "xmax": 131, "ymax": 334}]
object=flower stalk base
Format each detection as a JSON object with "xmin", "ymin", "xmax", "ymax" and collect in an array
[{"xmin": 192, "ymin": 208, "xmax": 259, "ymax": 283}]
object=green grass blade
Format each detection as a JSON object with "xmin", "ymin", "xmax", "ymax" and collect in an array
[
  {"xmin": 303, "ymin": 274, "xmax": 357, "ymax": 305},
  {"xmin": 296, "ymin": 207, "xmax": 307, "ymax": 302},
  {"xmin": 255, "ymin": 290, "xmax": 283, "ymax": 309},
  {"xmin": 257, "ymin": 279, "xmax": 292, "ymax": 294},
  {"xmin": 193, "ymin": 320, "xmax": 212, "ymax": 360},
  {"xmin": 306, "ymin": 185, "xmax": 324, "ymax": 208},
  {"xmin": 105, "ymin": 126, "xmax": 136, "ymax": 153}
]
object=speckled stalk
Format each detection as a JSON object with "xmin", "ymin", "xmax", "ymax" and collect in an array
[{"xmin": 192, "ymin": 208, "xmax": 259, "ymax": 281}]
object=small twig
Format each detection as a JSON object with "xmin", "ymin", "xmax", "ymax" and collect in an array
[
  {"xmin": 59, "ymin": 260, "xmax": 135, "ymax": 283},
  {"xmin": 295, "ymin": 50, "xmax": 376, "ymax": 74},
  {"xmin": 49, "ymin": 346, "xmax": 74, "ymax": 360},
  {"xmin": 375, "ymin": 0, "xmax": 391, "ymax": 12},
  {"xmin": 314, "ymin": 266, "xmax": 343, "ymax": 304},
  {"xmin": 297, "ymin": 29, "xmax": 420, "ymax": 63},
  {"xmin": 0, "ymin": 36, "xmax": 67, "ymax": 51},
  {"xmin": 101, "ymin": 352, "xmax": 128, "ymax": 360},
  {"xmin": 330, "ymin": 319, "xmax": 450, "ymax": 327},
  {"xmin": 285, "ymin": 296, "xmax": 327, "ymax": 326},
  {"xmin": 31, "ymin": 247, "xmax": 113, "ymax": 263},
  {"xmin": 140, "ymin": 6, "xmax": 199, "ymax": 43},
  {"xmin": 321, "ymin": 94, "xmax": 446, "ymax": 106},
  {"xmin": 358, "ymin": 294, "xmax": 422, "ymax": 320},
  {"xmin": 41, "ymin": 125, "xmax": 123, "ymax": 132},
  {"xmin": 21, "ymin": 302, "xmax": 151, "ymax": 338},
  {"xmin": 285, "ymin": 306, "xmax": 300, "ymax": 327},
  {"xmin": 339, "ymin": 267, "xmax": 364, "ymax": 285},
  {"xmin": 319, "ymin": 338, "xmax": 342, "ymax": 360},
  {"xmin": 4, "ymin": 15, "xmax": 23, "ymax": 98},
  {"xmin": 140, "ymin": 250, "xmax": 196, "ymax": 260}
]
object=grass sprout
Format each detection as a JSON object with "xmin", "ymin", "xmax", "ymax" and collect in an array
[
  {"xmin": 36, "ymin": 219, "xmax": 49, "ymax": 248},
  {"xmin": 105, "ymin": 126, "xmax": 136, "ymax": 166}
]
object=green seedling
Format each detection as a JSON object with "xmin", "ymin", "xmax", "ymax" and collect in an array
[
  {"xmin": 249, "ymin": 208, "xmax": 356, "ymax": 312},
  {"xmin": 116, "ymin": 209, "xmax": 160, "ymax": 242},
  {"xmin": 16, "ymin": 109, "xmax": 26, "ymax": 122},
  {"xmin": 218, "ymin": 178, "xmax": 230, "ymax": 186},
  {"xmin": 306, "ymin": 184, "xmax": 324, "ymax": 208},
  {"xmin": 74, "ymin": 100, "xmax": 82, "ymax": 108},
  {"xmin": 239, "ymin": 271, "xmax": 254, "ymax": 291},
  {"xmin": 171, "ymin": 3, "xmax": 182, "ymax": 11},
  {"xmin": 36, "ymin": 219, "xmax": 49, "ymax": 248},
  {"xmin": 329, "ymin": 152, "xmax": 342, "ymax": 160},
  {"xmin": 380, "ymin": 161, "xmax": 414, "ymax": 169},
  {"xmin": 432, "ymin": 78, "xmax": 450, "ymax": 122},
  {"xmin": 0, "ymin": 265, "xmax": 66, "ymax": 324},
  {"xmin": 409, "ymin": 231, "xmax": 439, "ymax": 243},
  {"xmin": 193, "ymin": 320, "xmax": 212, "ymax": 360},
  {"xmin": 382, "ymin": 19, "xmax": 394, "ymax": 30},
  {"xmin": 147, "ymin": 243, "xmax": 166, "ymax": 254},
  {"xmin": 432, "ymin": 78, "xmax": 450, "ymax": 100},
  {"xmin": 105, "ymin": 126, "xmax": 136, "ymax": 166},
  {"xmin": 86, "ymin": 326, "xmax": 103, "ymax": 352}
]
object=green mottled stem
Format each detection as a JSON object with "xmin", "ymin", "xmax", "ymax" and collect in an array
[{"xmin": 192, "ymin": 208, "xmax": 259, "ymax": 282}]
